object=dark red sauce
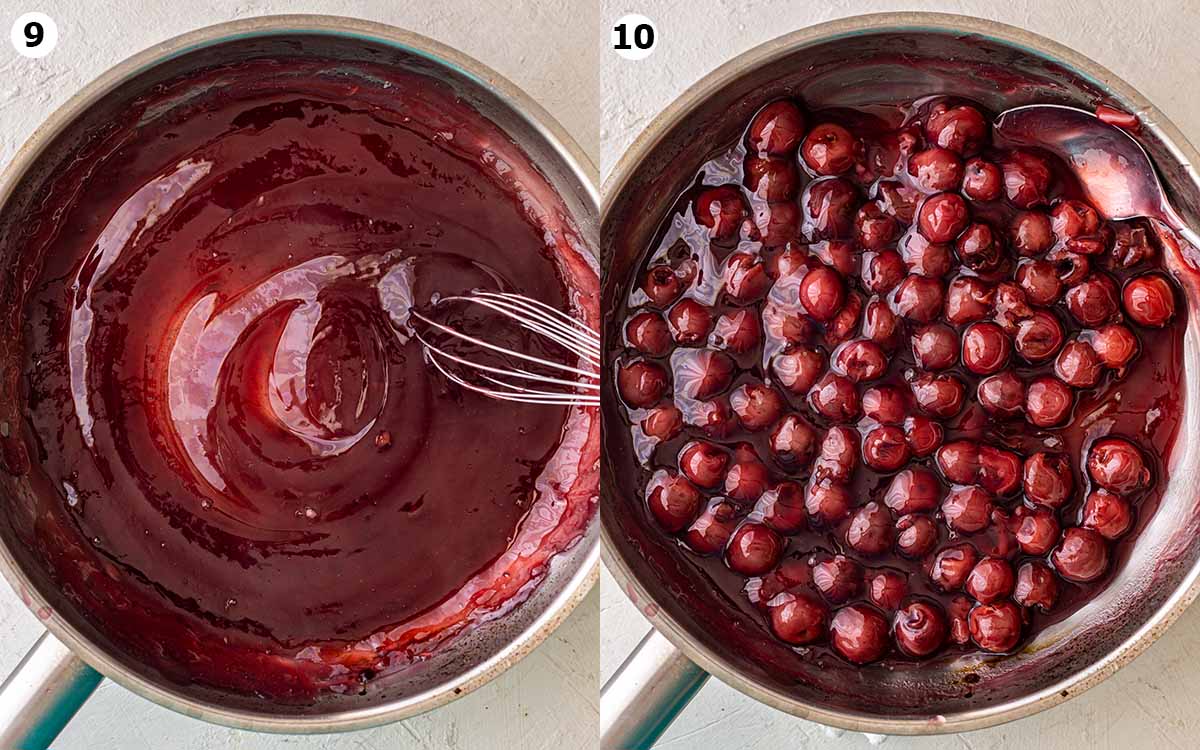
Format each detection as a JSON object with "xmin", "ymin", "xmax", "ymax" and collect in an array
[
  {"xmin": 609, "ymin": 95, "xmax": 1186, "ymax": 671},
  {"xmin": 4, "ymin": 58, "xmax": 597, "ymax": 700}
]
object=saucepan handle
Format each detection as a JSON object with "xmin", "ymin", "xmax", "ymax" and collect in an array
[
  {"xmin": 600, "ymin": 628, "xmax": 709, "ymax": 749},
  {"xmin": 0, "ymin": 630, "xmax": 103, "ymax": 749}
]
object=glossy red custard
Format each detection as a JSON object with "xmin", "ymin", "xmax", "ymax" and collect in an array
[
  {"xmin": 612, "ymin": 96, "xmax": 1185, "ymax": 666},
  {"xmin": 5, "ymin": 58, "xmax": 597, "ymax": 700}
]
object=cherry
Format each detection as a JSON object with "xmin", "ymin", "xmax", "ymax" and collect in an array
[
  {"xmin": 891, "ymin": 274, "xmax": 946, "ymax": 323},
  {"xmin": 769, "ymin": 244, "xmax": 811, "ymax": 279},
  {"xmin": 769, "ymin": 414, "xmax": 818, "ymax": 467},
  {"xmin": 930, "ymin": 543, "xmax": 979, "ymax": 591},
  {"xmin": 814, "ymin": 426, "xmax": 858, "ymax": 483},
  {"xmin": 751, "ymin": 200, "xmax": 800, "ymax": 246},
  {"xmin": 908, "ymin": 147, "xmax": 963, "ymax": 192},
  {"xmin": 1012, "ymin": 505, "xmax": 1061, "ymax": 555},
  {"xmin": 762, "ymin": 301, "xmax": 815, "ymax": 344},
  {"xmin": 1054, "ymin": 339, "xmax": 1102, "ymax": 388},
  {"xmin": 846, "ymin": 502, "xmax": 894, "ymax": 555},
  {"xmin": 861, "ymin": 249, "xmax": 906, "ymax": 293},
  {"xmin": 641, "ymin": 405, "xmax": 683, "ymax": 441},
  {"xmin": 806, "ymin": 479, "xmax": 852, "ymax": 526},
  {"xmin": 956, "ymin": 222, "xmax": 1003, "ymax": 273},
  {"xmin": 911, "ymin": 324, "xmax": 959, "ymax": 370},
  {"xmin": 883, "ymin": 468, "xmax": 942, "ymax": 514},
  {"xmin": 678, "ymin": 441, "xmax": 729, "ymax": 488},
  {"xmin": 1014, "ymin": 311, "xmax": 1065, "ymax": 363},
  {"xmin": 863, "ymin": 425, "xmax": 911, "ymax": 471},
  {"xmin": 1051, "ymin": 199, "xmax": 1101, "ymax": 239},
  {"xmin": 894, "ymin": 600, "xmax": 949, "ymax": 657},
  {"xmin": 962, "ymin": 157, "xmax": 1002, "ymax": 201},
  {"xmin": 936, "ymin": 441, "xmax": 978, "ymax": 485},
  {"xmin": 755, "ymin": 482, "xmax": 808, "ymax": 534},
  {"xmin": 1025, "ymin": 376, "xmax": 1074, "ymax": 427},
  {"xmin": 726, "ymin": 522, "xmax": 785, "ymax": 576},
  {"xmin": 1009, "ymin": 211, "xmax": 1054, "ymax": 255},
  {"xmin": 899, "ymin": 231, "xmax": 953, "ymax": 277},
  {"xmin": 862, "ymin": 295, "xmax": 902, "ymax": 348},
  {"xmin": 1082, "ymin": 490, "xmax": 1133, "ymax": 540},
  {"xmin": 909, "ymin": 371, "xmax": 966, "ymax": 418},
  {"xmin": 1089, "ymin": 324, "xmax": 1139, "ymax": 369},
  {"xmin": 730, "ymin": 383, "xmax": 784, "ymax": 432},
  {"xmin": 830, "ymin": 604, "xmax": 890, "ymax": 664},
  {"xmin": 968, "ymin": 601, "xmax": 1022, "ymax": 652},
  {"xmin": 799, "ymin": 266, "xmax": 845, "ymax": 321},
  {"xmin": 802, "ymin": 177, "xmax": 860, "ymax": 240},
  {"xmin": 855, "ymin": 205, "xmax": 900, "ymax": 251},
  {"xmin": 723, "ymin": 253, "xmax": 772, "ymax": 303},
  {"xmin": 825, "ymin": 291, "xmax": 864, "ymax": 346},
  {"xmin": 1046, "ymin": 246, "xmax": 1091, "ymax": 286},
  {"xmin": 977, "ymin": 370, "xmax": 1025, "ymax": 417},
  {"xmin": 925, "ymin": 103, "xmax": 988, "ymax": 154},
  {"xmin": 769, "ymin": 592, "xmax": 828, "ymax": 645},
  {"xmin": 667, "ymin": 298, "xmax": 713, "ymax": 345},
  {"xmin": 962, "ymin": 321, "xmax": 1011, "ymax": 375},
  {"xmin": 771, "ymin": 346, "xmax": 825, "ymax": 394},
  {"xmin": 1066, "ymin": 229, "xmax": 1111, "ymax": 256},
  {"xmin": 801, "ymin": 123, "xmax": 858, "ymax": 175},
  {"xmin": 747, "ymin": 100, "xmax": 806, "ymax": 156},
  {"xmin": 1022, "ymin": 452, "xmax": 1073, "ymax": 508},
  {"xmin": 1066, "ymin": 273, "xmax": 1121, "ymax": 328},
  {"xmin": 724, "ymin": 459, "xmax": 770, "ymax": 503},
  {"xmin": 618, "ymin": 360, "xmax": 669, "ymax": 408},
  {"xmin": 626, "ymin": 311, "xmax": 671, "ymax": 355},
  {"xmin": 1087, "ymin": 437, "xmax": 1149, "ymax": 493},
  {"xmin": 938, "ymin": 597, "xmax": 967, "ymax": 646},
  {"xmin": 1110, "ymin": 220, "xmax": 1158, "ymax": 268},
  {"xmin": 1013, "ymin": 561, "xmax": 1058, "ymax": 611},
  {"xmin": 877, "ymin": 179, "xmax": 921, "ymax": 222},
  {"xmin": 992, "ymin": 282, "xmax": 1034, "ymax": 335},
  {"xmin": 813, "ymin": 554, "xmax": 863, "ymax": 603},
  {"xmin": 744, "ymin": 155, "xmax": 800, "ymax": 201},
  {"xmin": 978, "ymin": 445, "xmax": 1022, "ymax": 496},
  {"xmin": 895, "ymin": 514, "xmax": 939, "ymax": 558},
  {"xmin": 862, "ymin": 384, "xmax": 909, "ymax": 425},
  {"xmin": 642, "ymin": 264, "xmax": 683, "ymax": 307},
  {"xmin": 673, "ymin": 349, "xmax": 734, "ymax": 400},
  {"xmin": 684, "ymin": 499, "xmax": 740, "ymax": 555},
  {"xmin": 965, "ymin": 557, "xmax": 1015, "ymax": 604},
  {"xmin": 694, "ymin": 185, "xmax": 748, "ymax": 240},
  {"xmin": 1001, "ymin": 150, "xmax": 1052, "ymax": 208},
  {"xmin": 833, "ymin": 339, "xmax": 887, "ymax": 383},
  {"xmin": 808, "ymin": 239, "xmax": 858, "ymax": 277},
  {"xmin": 710, "ymin": 309, "xmax": 762, "ymax": 353},
  {"xmin": 1051, "ymin": 527, "xmax": 1110, "ymax": 582},
  {"xmin": 808, "ymin": 372, "xmax": 860, "ymax": 422},
  {"xmin": 904, "ymin": 415, "xmax": 944, "ymax": 457},
  {"xmin": 1016, "ymin": 259, "xmax": 1063, "ymax": 306},
  {"xmin": 688, "ymin": 398, "xmax": 736, "ymax": 438},
  {"xmin": 868, "ymin": 570, "xmax": 908, "ymax": 610},
  {"xmin": 1123, "ymin": 273, "xmax": 1176, "ymax": 327},
  {"xmin": 645, "ymin": 470, "xmax": 703, "ymax": 532},
  {"xmin": 941, "ymin": 486, "xmax": 994, "ymax": 533},
  {"xmin": 944, "ymin": 275, "xmax": 994, "ymax": 325},
  {"xmin": 917, "ymin": 192, "xmax": 970, "ymax": 242}
]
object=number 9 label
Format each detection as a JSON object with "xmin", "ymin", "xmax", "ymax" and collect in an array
[
  {"xmin": 11, "ymin": 12, "xmax": 57, "ymax": 59},
  {"xmin": 612, "ymin": 13, "xmax": 656, "ymax": 60}
]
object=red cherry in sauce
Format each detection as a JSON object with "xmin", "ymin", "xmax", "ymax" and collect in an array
[
  {"xmin": 801, "ymin": 123, "xmax": 858, "ymax": 176},
  {"xmin": 904, "ymin": 415, "xmax": 944, "ymax": 457},
  {"xmin": 944, "ymin": 275, "xmax": 993, "ymax": 325},
  {"xmin": 1123, "ymin": 273, "xmax": 1177, "ymax": 327},
  {"xmin": 917, "ymin": 192, "xmax": 970, "ymax": 243},
  {"xmin": 899, "ymin": 232, "xmax": 953, "ymax": 277},
  {"xmin": 711, "ymin": 309, "xmax": 762, "ymax": 353},
  {"xmin": 862, "ymin": 295, "xmax": 902, "ymax": 348},
  {"xmin": 641, "ymin": 405, "xmax": 683, "ymax": 441},
  {"xmin": 862, "ymin": 425, "xmax": 911, "ymax": 472},
  {"xmin": 802, "ymin": 177, "xmax": 860, "ymax": 240},
  {"xmin": 678, "ymin": 440, "xmax": 728, "ymax": 488},
  {"xmin": 856, "ymin": 206, "xmax": 900, "ymax": 251},
  {"xmin": 684, "ymin": 499, "xmax": 740, "ymax": 555},
  {"xmin": 799, "ymin": 266, "xmax": 846, "ymax": 321},
  {"xmin": 961, "ymin": 321, "xmax": 1011, "ymax": 375},
  {"xmin": 723, "ymin": 253, "xmax": 771, "ymax": 303},
  {"xmin": 1051, "ymin": 199, "xmax": 1101, "ymax": 239},
  {"xmin": 911, "ymin": 324, "xmax": 958, "ymax": 371},
  {"xmin": 694, "ymin": 185, "xmax": 748, "ymax": 240},
  {"xmin": 645, "ymin": 471, "xmax": 703, "ymax": 533},
  {"xmin": 618, "ymin": 360, "xmax": 668, "ymax": 408},
  {"xmin": 1010, "ymin": 211, "xmax": 1054, "ymax": 255},
  {"xmin": 908, "ymin": 147, "xmax": 963, "ymax": 192},
  {"xmin": 968, "ymin": 601, "xmax": 1022, "ymax": 652},
  {"xmin": 1087, "ymin": 437, "xmax": 1150, "ymax": 494},
  {"xmin": 1000, "ymin": 150, "xmax": 1052, "ymax": 208},
  {"xmin": 726, "ymin": 522, "xmax": 784, "ymax": 576},
  {"xmin": 1012, "ymin": 505, "xmax": 1061, "ymax": 555},
  {"xmin": 961, "ymin": 158, "xmax": 1002, "ymax": 201},
  {"xmin": 1014, "ymin": 561, "xmax": 1058, "ymax": 611},
  {"xmin": 1022, "ymin": 452, "xmax": 1074, "ymax": 508},
  {"xmin": 808, "ymin": 372, "xmax": 860, "ymax": 423},
  {"xmin": 955, "ymin": 222, "xmax": 1003, "ymax": 273},
  {"xmin": 1082, "ymin": 490, "xmax": 1134, "ymax": 540},
  {"xmin": 941, "ymin": 486, "xmax": 994, "ymax": 534},
  {"xmin": 1016, "ymin": 259, "xmax": 1063, "ymax": 306},
  {"xmin": 909, "ymin": 372, "xmax": 965, "ymax": 418},
  {"xmin": 867, "ymin": 570, "xmax": 908, "ymax": 610},
  {"xmin": 925, "ymin": 103, "xmax": 988, "ymax": 155},
  {"xmin": 832, "ymin": 339, "xmax": 887, "ymax": 383},
  {"xmin": 729, "ymin": 383, "xmax": 784, "ymax": 432},
  {"xmin": 667, "ymin": 298, "xmax": 713, "ymax": 345},
  {"xmin": 812, "ymin": 554, "xmax": 862, "ymax": 603},
  {"xmin": 861, "ymin": 249, "xmax": 906, "ymax": 293},
  {"xmin": 891, "ymin": 274, "xmax": 946, "ymax": 323},
  {"xmin": 744, "ymin": 156, "xmax": 800, "ymax": 202},
  {"xmin": 724, "ymin": 459, "xmax": 769, "ymax": 504},
  {"xmin": 894, "ymin": 600, "xmax": 949, "ymax": 657},
  {"xmin": 1054, "ymin": 339, "xmax": 1102, "ymax": 387},
  {"xmin": 1014, "ymin": 310, "xmax": 1065, "ymax": 363},
  {"xmin": 769, "ymin": 592, "xmax": 828, "ymax": 645},
  {"xmin": 977, "ymin": 370, "xmax": 1025, "ymax": 417},
  {"xmin": 747, "ymin": 100, "xmax": 806, "ymax": 156},
  {"xmin": 895, "ymin": 514, "xmax": 938, "ymax": 558},
  {"xmin": 771, "ymin": 347, "xmax": 824, "ymax": 394},
  {"xmin": 1090, "ymin": 324, "xmax": 1139, "ymax": 369},
  {"xmin": 769, "ymin": 415, "xmax": 818, "ymax": 467},
  {"xmin": 861, "ymin": 384, "xmax": 908, "ymax": 425},
  {"xmin": 930, "ymin": 543, "xmax": 979, "ymax": 591},
  {"xmin": 756, "ymin": 482, "xmax": 808, "ymax": 534},
  {"xmin": 1065, "ymin": 272, "xmax": 1120, "ymax": 327},
  {"xmin": 846, "ymin": 501, "xmax": 894, "ymax": 555},
  {"xmin": 673, "ymin": 349, "xmax": 734, "ymax": 400},
  {"xmin": 883, "ymin": 468, "xmax": 942, "ymax": 514},
  {"xmin": 1025, "ymin": 376, "xmax": 1073, "ymax": 427},
  {"xmin": 1051, "ymin": 527, "xmax": 1110, "ymax": 582},
  {"xmin": 829, "ymin": 604, "xmax": 890, "ymax": 664},
  {"xmin": 965, "ymin": 557, "xmax": 1015, "ymax": 604},
  {"xmin": 814, "ymin": 426, "xmax": 858, "ymax": 483},
  {"xmin": 751, "ymin": 200, "xmax": 800, "ymax": 246}
]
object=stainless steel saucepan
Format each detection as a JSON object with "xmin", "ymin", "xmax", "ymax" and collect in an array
[
  {"xmin": 0, "ymin": 15, "xmax": 599, "ymax": 747},
  {"xmin": 601, "ymin": 12, "xmax": 1200, "ymax": 747}
]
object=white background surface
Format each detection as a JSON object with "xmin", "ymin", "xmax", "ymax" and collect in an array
[
  {"xmin": 0, "ymin": 1, "xmax": 598, "ymax": 748},
  {"xmin": 600, "ymin": 1, "xmax": 1200, "ymax": 748}
]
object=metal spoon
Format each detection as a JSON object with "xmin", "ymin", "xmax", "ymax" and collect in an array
[{"xmin": 993, "ymin": 104, "xmax": 1200, "ymax": 252}]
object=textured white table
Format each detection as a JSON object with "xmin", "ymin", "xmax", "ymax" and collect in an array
[
  {"xmin": 0, "ymin": 1, "xmax": 598, "ymax": 748},
  {"xmin": 600, "ymin": 0, "xmax": 1200, "ymax": 747}
]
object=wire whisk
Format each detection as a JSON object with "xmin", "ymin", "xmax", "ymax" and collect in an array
[{"xmin": 412, "ymin": 291, "xmax": 600, "ymax": 407}]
